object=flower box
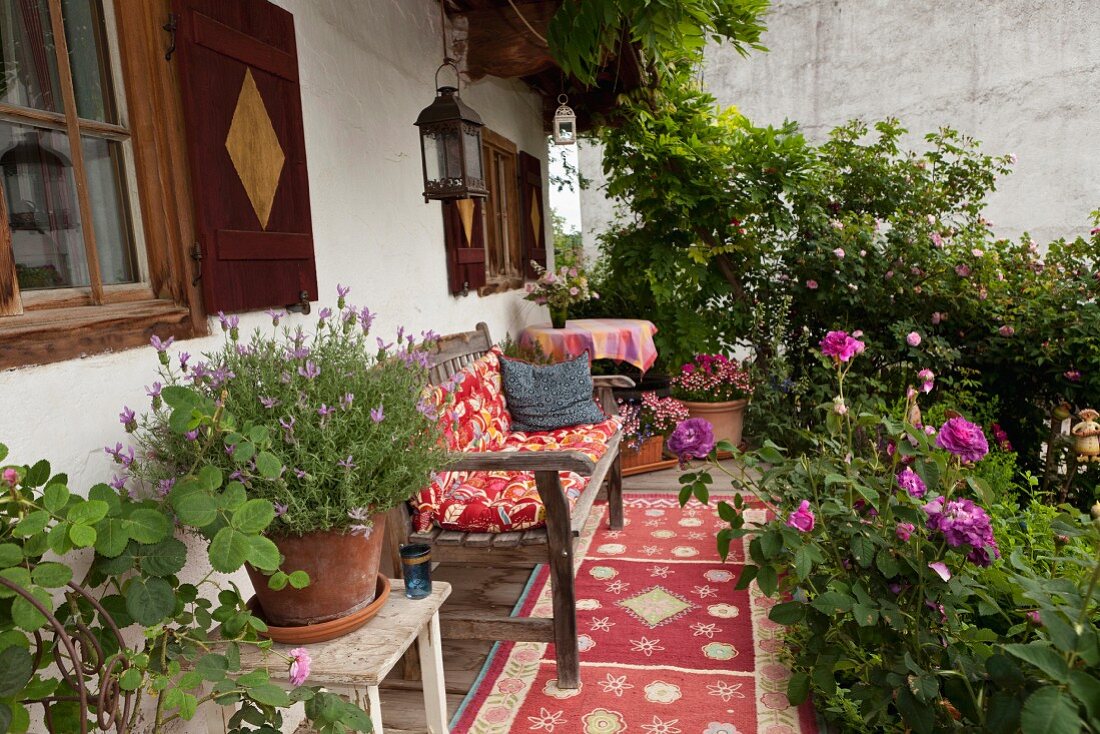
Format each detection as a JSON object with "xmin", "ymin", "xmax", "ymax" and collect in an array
[{"xmin": 621, "ymin": 435, "xmax": 665, "ymax": 471}]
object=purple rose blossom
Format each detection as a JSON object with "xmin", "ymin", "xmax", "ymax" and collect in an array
[
  {"xmin": 896, "ymin": 467, "xmax": 927, "ymax": 498},
  {"xmin": 998, "ymin": 325, "xmax": 1015, "ymax": 337},
  {"xmin": 1065, "ymin": 369, "xmax": 1082, "ymax": 382},
  {"xmin": 298, "ymin": 361, "xmax": 320, "ymax": 380},
  {"xmin": 935, "ymin": 417, "xmax": 989, "ymax": 463},
  {"xmin": 955, "ymin": 264, "xmax": 971, "ymax": 278},
  {"xmin": 806, "ymin": 279, "xmax": 819, "ymax": 290},
  {"xmin": 667, "ymin": 418, "xmax": 716, "ymax": 461},
  {"xmin": 786, "ymin": 500, "xmax": 815, "ymax": 532},
  {"xmin": 923, "ymin": 497, "xmax": 1000, "ymax": 566},
  {"xmin": 1027, "ymin": 610, "xmax": 1041, "ymax": 625},
  {"xmin": 917, "ymin": 369, "xmax": 935, "ymax": 393},
  {"xmin": 370, "ymin": 405, "xmax": 385, "ymax": 423},
  {"xmin": 819, "ymin": 330, "xmax": 866, "ymax": 362},
  {"xmin": 928, "ymin": 561, "xmax": 952, "ymax": 582}
]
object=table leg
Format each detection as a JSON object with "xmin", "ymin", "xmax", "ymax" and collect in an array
[
  {"xmin": 367, "ymin": 685, "xmax": 384, "ymax": 734},
  {"xmin": 418, "ymin": 612, "xmax": 449, "ymax": 734}
]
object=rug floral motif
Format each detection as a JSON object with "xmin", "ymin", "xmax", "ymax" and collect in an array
[{"xmin": 450, "ymin": 493, "xmax": 818, "ymax": 734}]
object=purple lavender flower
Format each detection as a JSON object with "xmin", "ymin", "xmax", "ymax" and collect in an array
[
  {"xmin": 416, "ymin": 398, "xmax": 438, "ymax": 420},
  {"xmin": 185, "ymin": 429, "xmax": 200, "ymax": 442},
  {"xmin": 340, "ymin": 393, "xmax": 354, "ymax": 410},
  {"xmin": 396, "ymin": 326, "xmax": 405, "ymax": 343},
  {"xmin": 104, "ymin": 443, "xmax": 125, "ymax": 461},
  {"xmin": 359, "ymin": 307, "xmax": 375, "ymax": 332},
  {"xmin": 225, "ymin": 443, "xmax": 236, "ymax": 457},
  {"xmin": 376, "ymin": 338, "xmax": 393, "ymax": 351},
  {"xmin": 217, "ymin": 311, "xmax": 239, "ymax": 332},
  {"xmin": 208, "ymin": 366, "xmax": 235, "ymax": 389},
  {"xmin": 286, "ymin": 345, "xmax": 311, "ymax": 360},
  {"xmin": 260, "ymin": 396, "xmax": 280, "ymax": 409},
  {"xmin": 337, "ymin": 283, "xmax": 351, "ymax": 299},
  {"xmin": 298, "ymin": 361, "xmax": 320, "ymax": 380},
  {"xmin": 280, "ymin": 371, "xmax": 292, "ymax": 384},
  {"xmin": 157, "ymin": 478, "xmax": 175, "ymax": 497},
  {"xmin": 293, "ymin": 468, "xmax": 307, "ymax": 479},
  {"xmin": 179, "ymin": 352, "xmax": 191, "ymax": 372},
  {"xmin": 348, "ymin": 507, "xmax": 373, "ymax": 537},
  {"xmin": 280, "ymin": 416, "xmax": 296, "ymax": 440},
  {"xmin": 109, "ymin": 474, "xmax": 127, "ymax": 491},
  {"xmin": 318, "ymin": 307, "xmax": 333, "ymax": 323},
  {"xmin": 120, "ymin": 407, "xmax": 137, "ymax": 432},
  {"xmin": 265, "ymin": 308, "xmax": 286, "ymax": 326},
  {"xmin": 145, "ymin": 382, "xmax": 162, "ymax": 399},
  {"xmin": 370, "ymin": 405, "xmax": 385, "ymax": 423},
  {"xmin": 317, "ymin": 404, "xmax": 336, "ymax": 423},
  {"xmin": 150, "ymin": 335, "xmax": 174, "ymax": 352},
  {"xmin": 338, "ymin": 455, "xmax": 356, "ymax": 470},
  {"xmin": 896, "ymin": 467, "xmax": 927, "ymax": 498},
  {"xmin": 189, "ymin": 362, "xmax": 210, "ymax": 384},
  {"xmin": 236, "ymin": 343, "xmax": 253, "ymax": 356},
  {"xmin": 274, "ymin": 502, "xmax": 288, "ymax": 517}
]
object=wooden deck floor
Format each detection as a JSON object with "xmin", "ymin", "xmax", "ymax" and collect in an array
[{"xmin": 374, "ymin": 461, "xmax": 738, "ymax": 733}]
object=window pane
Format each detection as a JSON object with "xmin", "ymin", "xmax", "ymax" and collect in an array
[
  {"xmin": 1, "ymin": 120, "xmax": 88, "ymax": 289},
  {"xmin": 82, "ymin": 134, "xmax": 136, "ymax": 284},
  {"xmin": 0, "ymin": 0, "xmax": 63, "ymax": 113},
  {"xmin": 61, "ymin": 0, "xmax": 116, "ymax": 123}
]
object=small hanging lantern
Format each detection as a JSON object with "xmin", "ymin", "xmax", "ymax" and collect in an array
[
  {"xmin": 415, "ymin": 61, "xmax": 487, "ymax": 202},
  {"xmin": 552, "ymin": 94, "xmax": 576, "ymax": 145}
]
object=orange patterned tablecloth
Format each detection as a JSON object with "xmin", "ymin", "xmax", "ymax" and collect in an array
[{"xmin": 520, "ymin": 318, "xmax": 659, "ymax": 373}]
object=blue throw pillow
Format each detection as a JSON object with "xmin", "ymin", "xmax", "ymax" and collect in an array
[{"xmin": 499, "ymin": 352, "xmax": 607, "ymax": 432}]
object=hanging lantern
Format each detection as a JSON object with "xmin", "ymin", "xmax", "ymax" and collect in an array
[
  {"xmin": 552, "ymin": 94, "xmax": 577, "ymax": 145},
  {"xmin": 415, "ymin": 61, "xmax": 487, "ymax": 202}
]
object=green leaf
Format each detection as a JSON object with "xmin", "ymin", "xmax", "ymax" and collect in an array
[
  {"xmin": 245, "ymin": 535, "xmax": 280, "ymax": 572},
  {"xmin": 88, "ymin": 483, "xmax": 122, "ymax": 515},
  {"xmin": 139, "ymin": 538, "xmax": 188, "ymax": 577},
  {"xmin": 0, "ymin": 544, "xmax": 22, "ymax": 568},
  {"xmin": 169, "ymin": 406, "xmax": 194, "ymax": 434},
  {"xmin": 734, "ymin": 565, "xmax": 757, "ymax": 590},
  {"xmin": 760, "ymin": 529, "xmax": 782, "ymax": 559},
  {"xmin": 67, "ymin": 500, "xmax": 108, "ymax": 525},
  {"xmin": 255, "ymin": 452, "xmax": 281, "ymax": 479},
  {"xmin": 11, "ymin": 587, "xmax": 51, "ymax": 631},
  {"xmin": 288, "ymin": 570, "xmax": 310, "ymax": 590},
  {"xmin": 247, "ymin": 682, "xmax": 290, "ymax": 707},
  {"xmin": 30, "ymin": 562, "xmax": 72, "ymax": 588},
  {"xmin": 118, "ymin": 668, "xmax": 143, "ymax": 691},
  {"xmin": 267, "ymin": 571, "xmax": 289, "ymax": 590},
  {"xmin": 755, "ymin": 565, "xmax": 778, "ymax": 596},
  {"xmin": 25, "ymin": 460, "xmax": 49, "ymax": 487},
  {"xmin": 768, "ymin": 601, "xmax": 805, "ymax": 625},
  {"xmin": 195, "ymin": 654, "xmax": 228, "ymax": 682},
  {"xmin": 1004, "ymin": 643, "xmax": 1070, "ymax": 683},
  {"xmin": 875, "ymin": 551, "xmax": 900, "ymax": 579},
  {"xmin": 217, "ymin": 482, "xmax": 247, "ymax": 512},
  {"xmin": 786, "ymin": 671, "xmax": 810, "ymax": 706},
  {"xmin": 851, "ymin": 602, "xmax": 879, "ymax": 627},
  {"xmin": 232, "ymin": 500, "xmax": 275, "ymax": 534},
  {"xmin": 209, "ymin": 527, "xmax": 250, "ymax": 573},
  {"xmin": 0, "ymin": 647, "xmax": 33, "ymax": 697},
  {"xmin": 125, "ymin": 577, "xmax": 176, "ymax": 626},
  {"xmin": 0, "ymin": 567, "xmax": 31, "ymax": 598},
  {"xmin": 895, "ymin": 686, "xmax": 933, "ymax": 734},
  {"xmin": 178, "ymin": 693, "xmax": 198, "ymax": 721},
  {"xmin": 125, "ymin": 509, "xmax": 172, "ymax": 544},
  {"xmin": 1066, "ymin": 670, "xmax": 1100, "ymax": 722},
  {"xmin": 12, "ymin": 511, "xmax": 49, "ymax": 538},
  {"xmin": 1020, "ymin": 686, "xmax": 1081, "ymax": 734},
  {"xmin": 94, "ymin": 519, "xmax": 130, "ymax": 558},
  {"xmin": 68, "ymin": 523, "xmax": 96, "ymax": 547},
  {"xmin": 0, "ymin": 702, "xmax": 10, "ymax": 734},
  {"xmin": 850, "ymin": 534, "xmax": 875, "ymax": 568},
  {"xmin": 198, "ymin": 465, "xmax": 223, "ymax": 491},
  {"xmin": 161, "ymin": 385, "xmax": 198, "ymax": 408},
  {"xmin": 811, "ymin": 591, "xmax": 853, "ymax": 615},
  {"xmin": 42, "ymin": 484, "xmax": 69, "ymax": 512},
  {"xmin": 170, "ymin": 479, "xmax": 217, "ymax": 527}
]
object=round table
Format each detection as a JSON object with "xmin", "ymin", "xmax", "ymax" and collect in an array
[{"xmin": 519, "ymin": 318, "xmax": 659, "ymax": 374}]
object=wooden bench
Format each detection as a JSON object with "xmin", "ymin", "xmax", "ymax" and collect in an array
[{"xmin": 384, "ymin": 322, "xmax": 632, "ymax": 689}]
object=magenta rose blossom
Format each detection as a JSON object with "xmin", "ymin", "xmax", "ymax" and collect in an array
[
  {"xmin": 935, "ymin": 417, "xmax": 989, "ymax": 463},
  {"xmin": 667, "ymin": 418, "xmax": 716, "ymax": 461},
  {"xmin": 923, "ymin": 497, "xmax": 1000, "ymax": 566},
  {"xmin": 896, "ymin": 522, "xmax": 915, "ymax": 541},
  {"xmin": 787, "ymin": 500, "xmax": 815, "ymax": 532},
  {"xmin": 819, "ymin": 330, "xmax": 866, "ymax": 362},
  {"xmin": 896, "ymin": 467, "xmax": 927, "ymax": 498},
  {"xmin": 288, "ymin": 647, "xmax": 311, "ymax": 686}
]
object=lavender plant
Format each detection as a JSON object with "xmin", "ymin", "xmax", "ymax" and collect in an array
[{"xmin": 128, "ymin": 287, "xmax": 447, "ymax": 536}]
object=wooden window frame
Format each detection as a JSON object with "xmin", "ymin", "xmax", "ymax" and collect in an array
[
  {"xmin": 0, "ymin": 0, "xmax": 205, "ymax": 370},
  {"xmin": 478, "ymin": 127, "xmax": 523, "ymax": 296}
]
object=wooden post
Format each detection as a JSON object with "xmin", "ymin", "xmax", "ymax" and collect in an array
[
  {"xmin": 535, "ymin": 469, "xmax": 579, "ymax": 689},
  {"xmin": 608, "ymin": 452, "xmax": 623, "ymax": 530}
]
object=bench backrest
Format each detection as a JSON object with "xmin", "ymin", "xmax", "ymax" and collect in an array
[{"xmin": 428, "ymin": 322, "xmax": 493, "ymax": 387}]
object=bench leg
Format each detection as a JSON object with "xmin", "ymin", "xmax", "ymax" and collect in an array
[
  {"xmin": 367, "ymin": 685, "xmax": 384, "ymax": 734},
  {"xmin": 536, "ymin": 470, "xmax": 580, "ymax": 689},
  {"xmin": 418, "ymin": 613, "xmax": 450, "ymax": 733},
  {"xmin": 608, "ymin": 451, "xmax": 624, "ymax": 530}
]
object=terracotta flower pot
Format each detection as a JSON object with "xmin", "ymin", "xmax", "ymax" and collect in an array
[
  {"xmin": 682, "ymin": 399, "xmax": 748, "ymax": 449},
  {"xmin": 621, "ymin": 435, "xmax": 665, "ymax": 471},
  {"xmin": 246, "ymin": 513, "xmax": 387, "ymax": 627}
]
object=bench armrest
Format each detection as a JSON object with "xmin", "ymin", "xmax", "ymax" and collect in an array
[
  {"xmin": 592, "ymin": 375, "xmax": 636, "ymax": 389},
  {"xmin": 445, "ymin": 450, "xmax": 596, "ymax": 476}
]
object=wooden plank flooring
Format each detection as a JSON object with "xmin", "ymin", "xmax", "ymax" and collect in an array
[{"xmin": 373, "ymin": 462, "xmax": 739, "ymax": 732}]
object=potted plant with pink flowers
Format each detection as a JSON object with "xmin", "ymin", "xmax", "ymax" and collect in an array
[
  {"xmin": 670, "ymin": 353, "xmax": 753, "ymax": 448},
  {"xmin": 524, "ymin": 260, "xmax": 599, "ymax": 328},
  {"xmin": 618, "ymin": 392, "xmax": 689, "ymax": 471}
]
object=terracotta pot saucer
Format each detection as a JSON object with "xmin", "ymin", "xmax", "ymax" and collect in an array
[{"xmin": 247, "ymin": 575, "xmax": 391, "ymax": 644}]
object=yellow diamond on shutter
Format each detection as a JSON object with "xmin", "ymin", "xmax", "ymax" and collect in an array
[
  {"xmin": 456, "ymin": 198, "xmax": 476, "ymax": 245},
  {"xmin": 225, "ymin": 68, "xmax": 285, "ymax": 230},
  {"xmin": 529, "ymin": 190, "xmax": 541, "ymax": 240}
]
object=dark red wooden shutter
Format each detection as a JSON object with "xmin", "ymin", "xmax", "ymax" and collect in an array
[
  {"xmin": 519, "ymin": 151, "xmax": 547, "ymax": 278},
  {"xmin": 173, "ymin": 0, "xmax": 317, "ymax": 313},
  {"xmin": 442, "ymin": 199, "xmax": 487, "ymax": 296}
]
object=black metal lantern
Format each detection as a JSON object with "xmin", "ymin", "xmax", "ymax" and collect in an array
[{"xmin": 415, "ymin": 62, "xmax": 487, "ymax": 202}]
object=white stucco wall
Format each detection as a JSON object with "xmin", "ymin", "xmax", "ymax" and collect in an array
[
  {"xmin": 1, "ymin": 0, "xmax": 551, "ymax": 488},
  {"xmin": 580, "ymin": 0, "xmax": 1100, "ymax": 250}
]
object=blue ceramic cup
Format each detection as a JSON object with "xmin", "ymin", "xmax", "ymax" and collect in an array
[{"xmin": 400, "ymin": 544, "xmax": 432, "ymax": 599}]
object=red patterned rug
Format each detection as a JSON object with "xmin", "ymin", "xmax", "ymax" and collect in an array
[{"xmin": 450, "ymin": 493, "xmax": 818, "ymax": 734}]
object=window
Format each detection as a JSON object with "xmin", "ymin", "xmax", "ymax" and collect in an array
[
  {"xmin": 481, "ymin": 128, "xmax": 521, "ymax": 288},
  {"xmin": 0, "ymin": 0, "xmax": 203, "ymax": 368}
]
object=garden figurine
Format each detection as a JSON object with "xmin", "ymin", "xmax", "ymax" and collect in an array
[{"xmin": 1071, "ymin": 408, "xmax": 1100, "ymax": 463}]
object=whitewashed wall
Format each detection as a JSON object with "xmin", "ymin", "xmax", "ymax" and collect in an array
[
  {"xmin": 1, "ymin": 0, "xmax": 551, "ymax": 489},
  {"xmin": 580, "ymin": 0, "xmax": 1100, "ymax": 250}
]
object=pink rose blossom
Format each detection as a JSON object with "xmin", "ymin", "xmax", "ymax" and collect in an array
[
  {"xmin": 288, "ymin": 647, "xmax": 311, "ymax": 686},
  {"xmin": 971, "ymin": 248, "xmax": 985, "ymax": 257},
  {"xmin": 896, "ymin": 522, "xmax": 915, "ymax": 541},
  {"xmin": 931, "ymin": 312, "xmax": 944, "ymax": 325},
  {"xmin": 806, "ymin": 279, "xmax": 818, "ymax": 290},
  {"xmin": 1027, "ymin": 610, "xmax": 1041, "ymax": 625},
  {"xmin": 930, "ymin": 232, "xmax": 943, "ymax": 247},
  {"xmin": 786, "ymin": 500, "xmax": 815, "ymax": 532},
  {"xmin": 1065, "ymin": 369, "xmax": 1082, "ymax": 382},
  {"xmin": 998, "ymin": 325, "xmax": 1015, "ymax": 337},
  {"xmin": 833, "ymin": 398, "xmax": 848, "ymax": 415},
  {"xmin": 955, "ymin": 264, "xmax": 971, "ymax": 278},
  {"xmin": 833, "ymin": 248, "xmax": 845, "ymax": 259},
  {"xmin": 928, "ymin": 562, "xmax": 952, "ymax": 582},
  {"xmin": 1, "ymin": 468, "xmax": 18, "ymax": 487},
  {"xmin": 906, "ymin": 331, "xmax": 921, "ymax": 347},
  {"xmin": 820, "ymin": 331, "xmax": 866, "ymax": 362}
]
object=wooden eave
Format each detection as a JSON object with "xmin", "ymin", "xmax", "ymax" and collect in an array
[{"xmin": 446, "ymin": 0, "xmax": 645, "ymax": 131}]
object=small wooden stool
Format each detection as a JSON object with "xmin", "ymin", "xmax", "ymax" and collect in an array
[{"xmin": 226, "ymin": 580, "xmax": 451, "ymax": 734}]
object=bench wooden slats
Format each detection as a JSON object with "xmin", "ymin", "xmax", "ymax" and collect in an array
[
  {"xmin": 491, "ymin": 531, "xmax": 523, "ymax": 548},
  {"xmin": 462, "ymin": 532, "xmax": 494, "ymax": 547},
  {"xmin": 434, "ymin": 530, "xmax": 465, "ymax": 546},
  {"xmin": 440, "ymin": 614, "xmax": 554, "ymax": 642},
  {"xmin": 521, "ymin": 528, "xmax": 547, "ymax": 545}
]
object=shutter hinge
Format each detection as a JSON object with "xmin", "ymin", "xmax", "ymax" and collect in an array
[
  {"xmin": 462, "ymin": 281, "xmax": 470, "ymax": 297},
  {"xmin": 286, "ymin": 290, "xmax": 312, "ymax": 315},
  {"xmin": 189, "ymin": 242, "xmax": 202, "ymax": 286},
  {"xmin": 163, "ymin": 13, "xmax": 178, "ymax": 61}
]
